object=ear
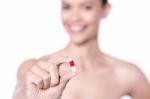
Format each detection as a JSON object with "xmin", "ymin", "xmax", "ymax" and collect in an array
[{"xmin": 102, "ymin": 3, "xmax": 111, "ymax": 18}]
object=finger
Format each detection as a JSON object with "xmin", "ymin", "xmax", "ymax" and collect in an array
[
  {"xmin": 38, "ymin": 61, "xmax": 49, "ymax": 72},
  {"xmin": 26, "ymin": 71, "xmax": 44, "ymax": 89},
  {"xmin": 31, "ymin": 66, "xmax": 51, "ymax": 89},
  {"xmin": 38, "ymin": 61, "xmax": 59, "ymax": 87},
  {"xmin": 58, "ymin": 62, "xmax": 76, "ymax": 89},
  {"xmin": 59, "ymin": 62, "xmax": 73, "ymax": 77},
  {"xmin": 49, "ymin": 63, "xmax": 59, "ymax": 86},
  {"xmin": 52, "ymin": 55, "xmax": 69, "ymax": 66},
  {"xmin": 47, "ymin": 56, "xmax": 72, "ymax": 87},
  {"xmin": 53, "ymin": 56, "xmax": 74, "ymax": 73},
  {"xmin": 58, "ymin": 70, "xmax": 75, "ymax": 90}
]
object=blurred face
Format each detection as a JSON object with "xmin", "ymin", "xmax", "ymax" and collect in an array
[{"xmin": 61, "ymin": 0, "xmax": 108, "ymax": 44}]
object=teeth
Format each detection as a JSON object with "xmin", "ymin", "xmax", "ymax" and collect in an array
[{"xmin": 70, "ymin": 26, "xmax": 84, "ymax": 32}]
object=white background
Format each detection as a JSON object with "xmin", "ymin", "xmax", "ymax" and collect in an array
[{"xmin": 0, "ymin": 0, "xmax": 150, "ymax": 99}]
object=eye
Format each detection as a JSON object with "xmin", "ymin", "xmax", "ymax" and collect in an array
[
  {"xmin": 62, "ymin": 4, "xmax": 71, "ymax": 10},
  {"xmin": 83, "ymin": 5, "xmax": 93, "ymax": 10}
]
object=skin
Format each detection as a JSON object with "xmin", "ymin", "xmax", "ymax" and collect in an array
[{"xmin": 13, "ymin": 0, "xmax": 150, "ymax": 99}]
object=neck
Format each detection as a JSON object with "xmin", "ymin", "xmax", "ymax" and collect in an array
[
  {"xmin": 64, "ymin": 37, "xmax": 103, "ymax": 70},
  {"xmin": 67, "ymin": 39, "xmax": 100, "ymax": 58}
]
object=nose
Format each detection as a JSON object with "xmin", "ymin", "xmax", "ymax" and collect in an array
[{"xmin": 70, "ymin": 9, "xmax": 81, "ymax": 22}]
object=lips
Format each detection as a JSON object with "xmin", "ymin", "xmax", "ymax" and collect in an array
[{"xmin": 69, "ymin": 25, "xmax": 87, "ymax": 34}]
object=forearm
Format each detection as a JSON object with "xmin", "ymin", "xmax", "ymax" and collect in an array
[{"xmin": 13, "ymin": 81, "xmax": 27, "ymax": 99}]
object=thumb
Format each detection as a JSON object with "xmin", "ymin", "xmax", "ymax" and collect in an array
[
  {"xmin": 57, "ymin": 59, "xmax": 76, "ymax": 90},
  {"xmin": 58, "ymin": 71, "xmax": 75, "ymax": 90}
]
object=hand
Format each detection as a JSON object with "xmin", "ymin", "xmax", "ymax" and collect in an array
[{"xmin": 26, "ymin": 56, "xmax": 75, "ymax": 99}]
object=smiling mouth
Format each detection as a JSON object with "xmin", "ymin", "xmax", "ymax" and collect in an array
[{"xmin": 69, "ymin": 25, "xmax": 87, "ymax": 34}]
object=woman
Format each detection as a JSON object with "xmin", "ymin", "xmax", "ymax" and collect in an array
[{"xmin": 13, "ymin": 0, "xmax": 150, "ymax": 99}]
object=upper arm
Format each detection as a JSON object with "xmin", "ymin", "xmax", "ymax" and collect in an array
[{"xmin": 126, "ymin": 65, "xmax": 150, "ymax": 99}]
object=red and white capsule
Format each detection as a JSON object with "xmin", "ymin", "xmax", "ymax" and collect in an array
[{"xmin": 69, "ymin": 60, "xmax": 76, "ymax": 72}]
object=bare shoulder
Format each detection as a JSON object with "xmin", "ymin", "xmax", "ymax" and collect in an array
[
  {"xmin": 105, "ymin": 54, "xmax": 150, "ymax": 96},
  {"xmin": 105, "ymin": 54, "xmax": 147, "ymax": 82}
]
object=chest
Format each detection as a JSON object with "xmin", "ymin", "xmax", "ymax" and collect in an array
[{"xmin": 61, "ymin": 73, "xmax": 123, "ymax": 99}]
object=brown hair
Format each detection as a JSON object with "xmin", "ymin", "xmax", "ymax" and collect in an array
[{"xmin": 102, "ymin": 0, "xmax": 108, "ymax": 6}]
